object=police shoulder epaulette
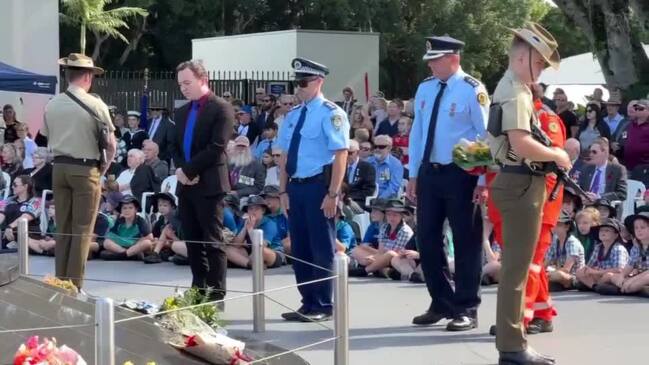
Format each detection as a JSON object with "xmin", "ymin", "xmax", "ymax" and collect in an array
[
  {"xmin": 423, "ymin": 76, "xmax": 436, "ymax": 82},
  {"xmin": 463, "ymin": 75, "xmax": 481, "ymax": 88},
  {"xmin": 290, "ymin": 104, "xmax": 301, "ymax": 111},
  {"xmin": 323, "ymin": 100, "xmax": 338, "ymax": 111}
]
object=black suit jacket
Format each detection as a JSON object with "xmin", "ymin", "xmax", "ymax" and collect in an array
[
  {"xmin": 345, "ymin": 160, "xmax": 376, "ymax": 205},
  {"xmin": 577, "ymin": 162, "xmax": 628, "ymax": 201},
  {"xmin": 148, "ymin": 117, "xmax": 176, "ymax": 162},
  {"xmin": 237, "ymin": 122, "xmax": 260, "ymax": 145},
  {"xmin": 173, "ymin": 93, "xmax": 234, "ymax": 197}
]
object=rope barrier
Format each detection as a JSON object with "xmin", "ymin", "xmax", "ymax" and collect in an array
[
  {"xmin": 26, "ymin": 273, "xmax": 254, "ymax": 294},
  {"xmin": 0, "ymin": 323, "xmax": 94, "ymax": 334},
  {"xmin": 247, "ymin": 336, "xmax": 339, "ymax": 364},
  {"xmin": 282, "ymin": 252, "xmax": 335, "ymax": 274},
  {"xmin": 114, "ymin": 275, "xmax": 338, "ymax": 324}
]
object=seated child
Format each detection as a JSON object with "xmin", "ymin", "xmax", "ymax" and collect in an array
[
  {"xmin": 227, "ymin": 195, "xmax": 285, "ymax": 268},
  {"xmin": 100, "ymin": 195, "xmax": 153, "ymax": 260},
  {"xmin": 482, "ymin": 240, "xmax": 502, "ymax": 286},
  {"xmin": 590, "ymin": 199, "xmax": 617, "ymax": 220},
  {"xmin": 335, "ymin": 202, "xmax": 357, "ymax": 253},
  {"xmin": 389, "ymin": 202, "xmax": 423, "ymax": 282},
  {"xmin": 350, "ymin": 198, "xmax": 386, "ymax": 272},
  {"xmin": 143, "ymin": 192, "xmax": 178, "ymax": 264},
  {"xmin": 575, "ymin": 218, "xmax": 629, "ymax": 290},
  {"xmin": 562, "ymin": 186, "xmax": 583, "ymax": 220},
  {"xmin": 28, "ymin": 201, "xmax": 56, "ymax": 255},
  {"xmin": 575, "ymin": 207, "xmax": 600, "ymax": 260},
  {"xmin": 348, "ymin": 199, "xmax": 413, "ymax": 277},
  {"xmin": 89, "ymin": 210, "xmax": 112, "ymax": 258},
  {"xmin": 261, "ymin": 185, "xmax": 290, "ymax": 254},
  {"xmin": 546, "ymin": 211, "xmax": 585, "ymax": 291},
  {"xmin": 598, "ymin": 212, "xmax": 649, "ymax": 295}
]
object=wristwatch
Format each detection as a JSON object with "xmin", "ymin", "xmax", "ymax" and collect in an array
[{"xmin": 327, "ymin": 191, "xmax": 339, "ymax": 199}]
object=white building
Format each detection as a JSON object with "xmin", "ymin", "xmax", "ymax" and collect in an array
[
  {"xmin": 193, "ymin": 29, "xmax": 380, "ymax": 102},
  {"xmin": 0, "ymin": 0, "xmax": 59, "ymax": 132}
]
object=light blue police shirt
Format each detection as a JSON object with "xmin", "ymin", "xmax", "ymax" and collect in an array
[
  {"xmin": 408, "ymin": 68, "xmax": 489, "ymax": 178},
  {"xmin": 277, "ymin": 95, "xmax": 350, "ymax": 178}
]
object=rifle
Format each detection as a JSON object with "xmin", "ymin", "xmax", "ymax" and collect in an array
[{"xmin": 530, "ymin": 123, "xmax": 590, "ymax": 202}]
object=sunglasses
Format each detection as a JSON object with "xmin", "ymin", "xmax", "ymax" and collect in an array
[
  {"xmin": 589, "ymin": 150, "xmax": 599, "ymax": 155},
  {"xmin": 294, "ymin": 77, "xmax": 319, "ymax": 88},
  {"xmin": 374, "ymin": 145, "xmax": 390, "ymax": 150},
  {"xmin": 282, "ymin": 102, "xmax": 294, "ymax": 106},
  {"xmin": 634, "ymin": 105, "xmax": 646, "ymax": 111},
  {"xmin": 360, "ymin": 147, "xmax": 372, "ymax": 151},
  {"xmin": 586, "ymin": 109, "xmax": 596, "ymax": 113},
  {"xmin": 272, "ymin": 154, "xmax": 281, "ymax": 157}
]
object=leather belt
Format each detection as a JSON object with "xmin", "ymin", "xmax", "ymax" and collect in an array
[
  {"xmin": 422, "ymin": 162, "xmax": 455, "ymax": 172},
  {"xmin": 53, "ymin": 156, "xmax": 100, "ymax": 167},
  {"xmin": 500, "ymin": 165, "xmax": 544, "ymax": 176},
  {"xmin": 289, "ymin": 173, "xmax": 324, "ymax": 184}
]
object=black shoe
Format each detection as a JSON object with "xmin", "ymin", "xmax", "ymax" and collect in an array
[
  {"xmin": 409, "ymin": 272, "xmax": 424, "ymax": 283},
  {"xmin": 526, "ymin": 318, "xmax": 554, "ymax": 334},
  {"xmin": 489, "ymin": 324, "xmax": 497, "ymax": 336},
  {"xmin": 143, "ymin": 252, "xmax": 162, "ymax": 264},
  {"xmin": 100, "ymin": 250, "xmax": 127, "ymax": 260},
  {"xmin": 372, "ymin": 268, "xmax": 391, "ymax": 278},
  {"xmin": 575, "ymin": 281, "xmax": 592, "ymax": 292},
  {"xmin": 281, "ymin": 307, "xmax": 310, "ymax": 322},
  {"xmin": 159, "ymin": 248, "xmax": 173, "ymax": 262},
  {"xmin": 170, "ymin": 255, "xmax": 189, "ymax": 265},
  {"xmin": 348, "ymin": 266, "xmax": 368, "ymax": 277},
  {"xmin": 299, "ymin": 312, "xmax": 332, "ymax": 322},
  {"xmin": 446, "ymin": 315, "xmax": 478, "ymax": 331},
  {"xmin": 548, "ymin": 282, "xmax": 566, "ymax": 292},
  {"xmin": 412, "ymin": 310, "xmax": 449, "ymax": 326},
  {"xmin": 387, "ymin": 268, "xmax": 402, "ymax": 281},
  {"xmin": 481, "ymin": 275, "xmax": 496, "ymax": 286},
  {"xmin": 595, "ymin": 283, "xmax": 621, "ymax": 296},
  {"xmin": 499, "ymin": 348, "xmax": 555, "ymax": 365}
]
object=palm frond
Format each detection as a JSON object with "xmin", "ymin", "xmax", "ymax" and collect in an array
[{"xmin": 103, "ymin": 7, "xmax": 149, "ymax": 19}]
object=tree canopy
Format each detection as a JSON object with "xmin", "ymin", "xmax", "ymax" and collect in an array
[{"xmin": 60, "ymin": 0, "xmax": 599, "ymax": 95}]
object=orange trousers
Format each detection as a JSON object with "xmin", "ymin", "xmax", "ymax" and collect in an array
[{"xmin": 524, "ymin": 223, "xmax": 556, "ymax": 325}]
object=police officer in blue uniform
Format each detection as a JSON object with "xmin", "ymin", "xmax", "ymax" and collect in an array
[
  {"xmin": 277, "ymin": 58, "xmax": 350, "ymax": 322},
  {"xmin": 407, "ymin": 36, "xmax": 489, "ymax": 331}
]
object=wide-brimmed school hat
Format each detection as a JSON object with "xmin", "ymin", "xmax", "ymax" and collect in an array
[
  {"xmin": 242, "ymin": 195, "xmax": 269, "ymax": 212},
  {"xmin": 603, "ymin": 91, "xmax": 623, "ymax": 105},
  {"xmin": 623, "ymin": 211, "xmax": 649, "ymax": 238},
  {"xmin": 58, "ymin": 53, "xmax": 104, "ymax": 75},
  {"xmin": 509, "ymin": 22, "xmax": 560, "ymax": 69},
  {"xmin": 384, "ymin": 199, "xmax": 408, "ymax": 213},
  {"xmin": 563, "ymin": 185, "xmax": 583, "ymax": 211},
  {"xmin": 116, "ymin": 195, "xmax": 141, "ymax": 212},
  {"xmin": 103, "ymin": 191, "xmax": 124, "ymax": 209},
  {"xmin": 596, "ymin": 217, "xmax": 622, "ymax": 234},
  {"xmin": 152, "ymin": 192, "xmax": 177, "ymax": 209},
  {"xmin": 260, "ymin": 185, "xmax": 281, "ymax": 199},
  {"xmin": 223, "ymin": 193, "xmax": 242, "ymax": 214},
  {"xmin": 364, "ymin": 198, "xmax": 388, "ymax": 213},
  {"xmin": 591, "ymin": 198, "xmax": 617, "ymax": 218},
  {"xmin": 557, "ymin": 210, "xmax": 573, "ymax": 224}
]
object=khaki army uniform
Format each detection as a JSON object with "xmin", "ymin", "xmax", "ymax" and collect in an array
[
  {"xmin": 42, "ymin": 84, "xmax": 115, "ymax": 288},
  {"xmin": 490, "ymin": 70, "xmax": 546, "ymax": 352}
]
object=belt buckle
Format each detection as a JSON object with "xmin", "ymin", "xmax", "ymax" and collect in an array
[{"xmin": 430, "ymin": 163, "xmax": 442, "ymax": 171}]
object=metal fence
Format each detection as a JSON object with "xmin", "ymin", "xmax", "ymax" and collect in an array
[{"xmin": 61, "ymin": 70, "xmax": 296, "ymax": 113}]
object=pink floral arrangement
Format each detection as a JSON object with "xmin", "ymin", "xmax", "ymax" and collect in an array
[{"xmin": 13, "ymin": 336, "xmax": 86, "ymax": 365}]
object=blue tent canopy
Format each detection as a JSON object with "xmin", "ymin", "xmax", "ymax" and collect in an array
[{"xmin": 0, "ymin": 61, "xmax": 57, "ymax": 95}]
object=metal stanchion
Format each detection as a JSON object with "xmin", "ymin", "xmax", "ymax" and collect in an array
[
  {"xmin": 18, "ymin": 218, "xmax": 29, "ymax": 275},
  {"xmin": 334, "ymin": 253, "xmax": 349, "ymax": 365},
  {"xmin": 96, "ymin": 297, "xmax": 115, "ymax": 365},
  {"xmin": 251, "ymin": 229, "xmax": 265, "ymax": 333}
]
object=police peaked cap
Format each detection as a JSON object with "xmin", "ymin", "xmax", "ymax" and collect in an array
[
  {"xmin": 292, "ymin": 57, "xmax": 329, "ymax": 79},
  {"xmin": 422, "ymin": 36, "xmax": 465, "ymax": 61}
]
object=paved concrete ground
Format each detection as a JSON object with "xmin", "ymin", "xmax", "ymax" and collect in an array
[{"xmin": 28, "ymin": 256, "xmax": 649, "ymax": 365}]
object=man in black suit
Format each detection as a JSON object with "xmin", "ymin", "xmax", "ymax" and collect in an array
[
  {"xmin": 254, "ymin": 94, "xmax": 275, "ymax": 131},
  {"xmin": 147, "ymin": 106, "xmax": 176, "ymax": 163},
  {"xmin": 235, "ymin": 106, "xmax": 260, "ymax": 145},
  {"xmin": 345, "ymin": 140, "xmax": 376, "ymax": 208},
  {"xmin": 174, "ymin": 60, "xmax": 235, "ymax": 301},
  {"xmin": 578, "ymin": 137, "xmax": 627, "ymax": 203},
  {"xmin": 336, "ymin": 86, "xmax": 356, "ymax": 116}
]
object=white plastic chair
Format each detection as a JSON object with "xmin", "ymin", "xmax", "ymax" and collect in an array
[
  {"xmin": 352, "ymin": 212, "xmax": 371, "ymax": 240},
  {"xmin": 365, "ymin": 183, "xmax": 380, "ymax": 207},
  {"xmin": 1, "ymin": 171, "xmax": 10, "ymax": 199},
  {"xmin": 621, "ymin": 179, "xmax": 646, "ymax": 220},
  {"xmin": 39, "ymin": 189, "xmax": 53, "ymax": 234},
  {"xmin": 160, "ymin": 175, "xmax": 178, "ymax": 195}
]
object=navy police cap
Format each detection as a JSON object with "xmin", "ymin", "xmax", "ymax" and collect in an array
[
  {"xmin": 423, "ymin": 36, "xmax": 465, "ymax": 61},
  {"xmin": 292, "ymin": 57, "xmax": 329, "ymax": 79}
]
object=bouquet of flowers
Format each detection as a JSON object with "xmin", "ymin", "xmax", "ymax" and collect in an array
[
  {"xmin": 169, "ymin": 333, "xmax": 252, "ymax": 365},
  {"xmin": 13, "ymin": 336, "xmax": 86, "ymax": 365},
  {"xmin": 43, "ymin": 275, "xmax": 79, "ymax": 296},
  {"xmin": 452, "ymin": 138, "xmax": 493, "ymax": 169}
]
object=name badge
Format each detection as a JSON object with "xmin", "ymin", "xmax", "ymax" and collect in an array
[
  {"xmin": 380, "ymin": 169, "xmax": 391, "ymax": 181},
  {"xmin": 238, "ymin": 175, "xmax": 255, "ymax": 186}
]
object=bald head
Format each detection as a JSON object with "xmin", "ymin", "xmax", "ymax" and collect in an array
[
  {"xmin": 564, "ymin": 138, "xmax": 580, "ymax": 161},
  {"xmin": 142, "ymin": 139, "xmax": 159, "ymax": 162}
]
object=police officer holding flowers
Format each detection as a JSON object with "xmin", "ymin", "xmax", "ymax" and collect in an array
[
  {"xmin": 407, "ymin": 36, "xmax": 489, "ymax": 331},
  {"xmin": 277, "ymin": 58, "xmax": 350, "ymax": 322}
]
